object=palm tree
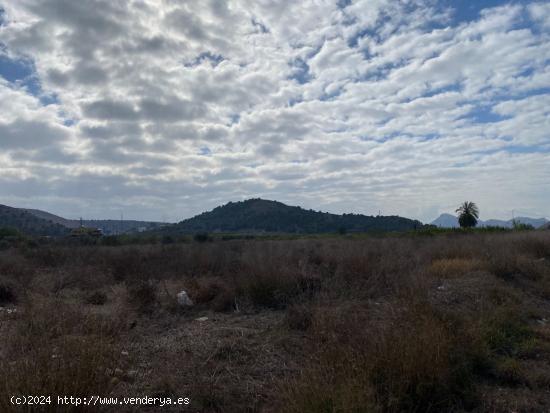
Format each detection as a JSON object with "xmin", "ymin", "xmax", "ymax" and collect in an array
[{"xmin": 456, "ymin": 201, "xmax": 479, "ymax": 228}]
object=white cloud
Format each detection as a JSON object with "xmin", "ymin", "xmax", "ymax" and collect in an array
[{"xmin": 0, "ymin": 0, "xmax": 548, "ymax": 222}]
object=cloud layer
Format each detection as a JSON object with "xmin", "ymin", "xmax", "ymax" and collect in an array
[{"xmin": 0, "ymin": 0, "xmax": 549, "ymax": 222}]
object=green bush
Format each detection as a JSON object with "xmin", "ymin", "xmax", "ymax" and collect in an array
[{"xmin": 193, "ymin": 232, "xmax": 211, "ymax": 243}]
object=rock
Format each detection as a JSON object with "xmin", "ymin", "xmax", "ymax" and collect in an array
[
  {"xmin": 177, "ymin": 290, "xmax": 194, "ymax": 307},
  {"xmin": 121, "ymin": 350, "xmax": 129, "ymax": 356},
  {"xmin": 195, "ymin": 316, "xmax": 209, "ymax": 322}
]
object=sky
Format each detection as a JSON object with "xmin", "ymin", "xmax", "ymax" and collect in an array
[{"xmin": 0, "ymin": 0, "xmax": 549, "ymax": 223}]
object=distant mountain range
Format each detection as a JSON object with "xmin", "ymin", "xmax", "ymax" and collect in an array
[
  {"xmin": 431, "ymin": 213, "xmax": 549, "ymax": 229},
  {"xmin": 4, "ymin": 200, "xmax": 547, "ymax": 238},
  {"xmin": 164, "ymin": 198, "xmax": 424, "ymax": 234},
  {"xmin": 0, "ymin": 204, "xmax": 164, "ymax": 236}
]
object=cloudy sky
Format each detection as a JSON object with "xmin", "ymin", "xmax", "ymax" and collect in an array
[{"xmin": 0, "ymin": 0, "xmax": 549, "ymax": 223}]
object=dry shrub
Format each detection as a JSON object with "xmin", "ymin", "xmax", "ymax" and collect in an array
[
  {"xmin": 477, "ymin": 308, "xmax": 534, "ymax": 358},
  {"xmin": 108, "ymin": 247, "xmax": 148, "ymax": 282},
  {"xmin": 236, "ymin": 270, "xmax": 313, "ymax": 310},
  {"xmin": 25, "ymin": 246, "xmax": 70, "ymax": 267},
  {"xmin": 493, "ymin": 357, "xmax": 524, "ymax": 385},
  {"xmin": 186, "ymin": 278, "xmax": 236, "ymax": 312},
  {"xmin": 0, "ymin": 252, "xmax": 35, "ymax": 287},
  {"xmin": 0, "ymin": 281, "xmax": 17, "ymax": 305},
  {"xmin": 85, "ymin": 290, "xmax": 108, "ymax": 306},
  {"xmin": 429, "ymin": 258, "xmax": 481, "ymax": 278},
  {"xmin": 281, "ymin": 301, "xmax": 479, "ymax": 413},
  {"xmin": 0, "ymin": 299, "xmax": 123, "ymax": 412},
  {"xmin": 285, "ymin": 304, "xmax": 313, "ymax": 331},
  {"xmin": 484, "ymin": 252, "xmax": 549, "ymax": 281},
  {"xmin": 518, "ymin": 235, "xmax": 550, "ymax": 259},
  {"xmin": 127, "ymin": 280, "xmax": 158, "ymax": 314}
]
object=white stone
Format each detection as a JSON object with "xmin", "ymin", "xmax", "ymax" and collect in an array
[
  {"xmin": 195, "ymin": 316, "xmax": 209, "ymax": 322},
  {"xmin": 177, "ymin": 290, "xmax": 194, "ymax": 307}
]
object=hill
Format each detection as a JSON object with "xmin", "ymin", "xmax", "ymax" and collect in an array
[
  {"xmin": 431, "ymin": 214, "xmax": 549, "ymax": 229},
  {"xmin": 22, "ymin": 208, "xmax": 79, "ymax": 228},
  {"xmin": 0, "ymin": 204, "xmax": 69, "ymax": 236},
  {"xmin": 22, "ymin": 209, "xmax": 165, "ymax": 235},
  {"xmin": 166, "ymin": 198, "xmax": 423, "ymax": 234}
]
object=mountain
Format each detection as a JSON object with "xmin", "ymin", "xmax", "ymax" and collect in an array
[
  {"xmin": 165, "ymin": 198, "xmax": 424, "ymax": 234},
  {"xmin": 0, "ymin": 204, "xmax": 69, "ymax": 236},
  {"xmin": 22, "ymin": 209, "xmax": 165, "ymax": 235},
  {"xmin": 512, "ymin": 217, "xmax": 549, "ymax": 228},
  {"xmin": 22, "ymin": 208, "xmax": 79, "ymax": 228},
  {"xmin": 431, "ymin": 214, "xmax": 549, "ymax": 229},
  {"xmin": 430, "ymin": 213, "xmax": 459, "ymax": 228}
]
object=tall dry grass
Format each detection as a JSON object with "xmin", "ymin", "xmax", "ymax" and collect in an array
[{"xmin": 0, "ymin": 230, "xmax": 548, "ymax": 411}]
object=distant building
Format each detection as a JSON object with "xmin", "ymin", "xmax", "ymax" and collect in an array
[{"xmin": 70, "ymin": 226, "xmax": 103, "ymax": 237}]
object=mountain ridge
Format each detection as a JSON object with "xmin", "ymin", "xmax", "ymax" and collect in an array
[
  {"xmin": 0, "ymin": 204, "xmax": 69, "ymax": 236},
  {"xmin": 1, "ymin": 205, "xmax": 165, "ymax": 236},
  {"xmin": 165, "ymin": 198, "xmax": 424, "ymax": 234},
  {"xmin": 431, "ymin": 213, "xmax": 549, "ymax": 229}
]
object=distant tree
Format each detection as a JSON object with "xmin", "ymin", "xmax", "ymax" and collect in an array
[
  {"xmin": 193, "ymin": 232, "xmax": 210, "ymax": 243},
  {"xmin": 456, "ymin": 201, "xmax": 479, "ymax": 228},
  {"xmin": 512, "ymin": 219, "xmax": 534, "ymax": 231},
  {"xmin": 0, "ymin": 227, "xmax": 20, "ymax": 238}
]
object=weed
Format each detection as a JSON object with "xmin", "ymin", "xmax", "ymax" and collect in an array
[
  {"xmin": 85, "ymin": 291, "xmax": 108, "ymax": 306},
  {"xmin": 127, "ymin": 281, "xmax": 157, "ymax": 314}
]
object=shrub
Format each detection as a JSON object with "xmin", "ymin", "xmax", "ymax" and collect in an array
[
  {"xmin": 108, "ymin": 248, "xmax": 148, "ymax": 282},
  {"xmin": 0, "ymin": 283, "xmax": 16, "ymax": 305},
  {"xmin": 188, "ymin": 279, "xmax": 235, "ymax": 312},
  {"xmin": 284, "ymin": 304, "xmax": 313, "ymax": 331},
  {"xmin": 193, "ymin": 232, "xmax": 211, "ymax": 243},
  {"xmin": 0, "ymin": 300, "xmax": 122, "ymax": 413},
  {"xmin": 237, "ymin": 271, "xmax": 305, "ymax": 310},
  {"xmin": 25, "ymin": 247, "xmax": 69, "ymax": 267},
  {"xmin": 127, "ymin": 281, "xmax": 157, "ymax": 314},
  {"xmin": 493, "ymin": 357, "xmax": 524, "ymax": 385},
  {"xmin": 85, "ymin": 291, "xmax": 108, "ymax": 306},
  {"xmin": 162, "ymin": 235, "xmax": 175, "ymax": 245},
  {"xmin": 281, "ymin": 302, "xmax": 479, "ymax": 413},
  {"xmin": 0, "ymin": 227, "xmax": 20, "ymax": 238},
  {"xmin": 479, "ymin": 310, "xmax": 534, "ymax": 357}
]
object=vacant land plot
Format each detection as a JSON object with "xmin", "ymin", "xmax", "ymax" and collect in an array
[{"xmin": 1, "ymin": 231, "xmax": 550, "ymax": 412}]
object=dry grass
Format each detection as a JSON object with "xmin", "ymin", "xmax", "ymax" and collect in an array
[
  {"xmin": 429, "ymin": 257, "xmax": 482, "ymax": 278},
  {"xmin": 0, "ymin": 231, "xmax": 549, "ymax": 411},
  {"xmin": 280, "ymin": 300, "xmax": 480, "ymax": 413},
  {"xmin": 0, "ymin": 298, "xmax": 125, "ymax": 412}
]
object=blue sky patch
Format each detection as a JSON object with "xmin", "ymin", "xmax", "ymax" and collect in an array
[
  {"xmin": 0, "ymin": 52, "xmax": 59, "ymax": 105},
  {"xmin": 461, "ymin": 106, "xmax": 512, "ymax": 123},
  {"xmin": 0, "ymin": 54, "xmax": 34, "ymax": 83},
  {"xmin": 289, "ymin": 58, "xmax": 312, "ymax": 85},
  {"xmin": 184, "ymin": 52, "xmax": 224, "ymax": 68}
]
